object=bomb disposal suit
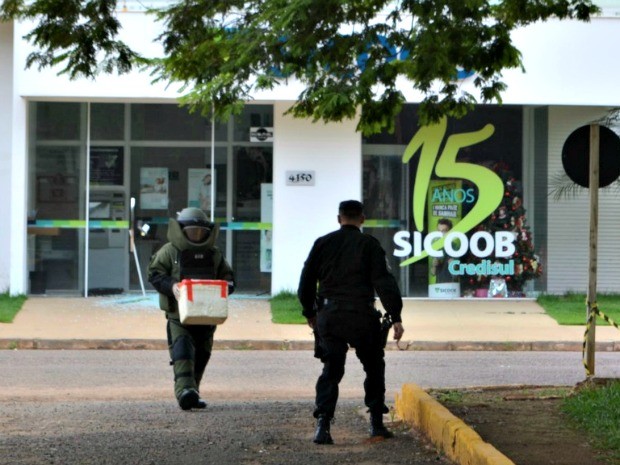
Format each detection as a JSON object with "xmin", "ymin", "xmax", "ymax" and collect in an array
[{"xmin": 148, "ymin": 208, "xmax": 235, "ymax": 410}]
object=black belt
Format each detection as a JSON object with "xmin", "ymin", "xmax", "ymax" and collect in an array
[{"xmin": 321, "ymin": 298, "xmax": 374, "ymax": 310}]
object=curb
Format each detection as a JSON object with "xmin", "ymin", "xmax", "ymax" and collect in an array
[
  {"xmin": 0, "ymin": 339, "xmax": 312, "ymax": 350},
  {"xmin": 0, "ymin": 338, "xmax": 615, "ymax": 350},
  {"xmin": 395, "ymin": 383, "xmax": 515, "ymax": 465}
]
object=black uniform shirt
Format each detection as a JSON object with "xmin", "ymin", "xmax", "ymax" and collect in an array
[{"xmin": 297, "ymin": 224, "xmax": 403, "ymax": 323}]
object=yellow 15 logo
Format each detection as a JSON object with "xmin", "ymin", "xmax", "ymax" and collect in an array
[{"xmin": 400, "ymin": 117, "xmax": 504, "ymax": 267}]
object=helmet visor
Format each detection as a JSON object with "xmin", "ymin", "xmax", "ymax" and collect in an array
[{"xmin": 183, "ymin": 225, "xmax": 211, "ymax": 243}]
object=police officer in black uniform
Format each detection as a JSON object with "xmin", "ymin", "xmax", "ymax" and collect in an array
[{"xmin": 298, "ymin": 200, "xmax": 404, "ymax": 444}]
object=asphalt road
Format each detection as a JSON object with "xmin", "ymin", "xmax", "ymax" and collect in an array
[
  {"xmin": 2, "ymin": 350, "xmax": 620, "ymax": 465},
  {"xmin": 2, "ymin": 350, "xmax": 620, "ymax": 402}
]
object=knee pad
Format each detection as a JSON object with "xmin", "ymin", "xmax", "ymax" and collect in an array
[{"xmin": 172, "ymin": 335, "xmax": 194, "ymax": 361}]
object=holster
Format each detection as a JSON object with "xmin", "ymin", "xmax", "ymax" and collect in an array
[
  {"xmin": 313, "ymin": 329, "xmax": 324, "ymax": 360},
  {"xmin": 312, "ymin": 297, "xmax": 324, "ymax": 359},
  {"xmin": 380, "ymin": 313, "xmax": 393, "ymax": 348}
]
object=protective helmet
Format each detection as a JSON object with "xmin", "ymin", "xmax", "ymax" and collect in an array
[
  {"xmin": 177, "ymin": 207, "xmax": 213, "ymax": 243},
  {"xmin": 177, "ymin": 207, "xmax": 210, "ymax": 228}
]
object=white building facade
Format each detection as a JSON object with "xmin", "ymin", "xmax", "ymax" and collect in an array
[{"xmin": 2, "ymin": 5, "xmax": 620, "ymax": 298}]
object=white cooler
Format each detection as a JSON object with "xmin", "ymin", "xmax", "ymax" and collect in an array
[{"xmin": 178, "ymin": 279, "xmax": 229, "ymax": 325}]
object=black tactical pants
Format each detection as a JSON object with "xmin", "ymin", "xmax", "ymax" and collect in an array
[
  {"xmin": 313, "ymin": 301, "xmax": 388, "ymax": 419},
  {"xmin": 166, "ymin": 317, "xmax": 216, "ymax": 401}
]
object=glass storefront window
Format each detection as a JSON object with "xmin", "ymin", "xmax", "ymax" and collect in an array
[
  {"xmin": 233, "ymin": 105, "xmax": 274, "ymax": 142},
  {"xmin": 362, "ymin": 153, "xmax": 408, "ymax": 293},
  {"xmin": 29, "ymin": 144, "xmax": 84, "ymax": 293},
  {"xmin": 363, "ymin": 155, "xmax": 404, "ymax": 221},
  {"xmin": 363, "ymin": 104, "xmax": 538, "ymax": 298},
  {"xmin": 28, "ymin": 101, "xmax": 273, "ymax": 295},
  {"xmin": 128, "ymin": 146, "xmax": 229, "ymax": 290},
  {"xmin": 232, "ymin": 145, "xmax": 273, "ymax": 293},
  {"xmin": 35, "ymin": 102, "xmax": 81, "ymax": 141},
  {"xmin": 30, "ymin": 230, "xmax": 82, "ymax": 292},
  {"xmin": 233, "ymin": 146, "xmax": 272, "ymax": 221},
  {"xmin": 131, "ymin": 104, "xmax": 227, "ymax": 141},
  {"xmin": 130, "ymin": 147, "xmax": 223, "ymax": 217},
  {"xmin": 91, "ymin": 103, "xmax": 124, "ymax": 141},
  {"xmin": 233, "ymin": 231, "xmax": 270, "ymax": 295},
  {"xmin": 34, "ymin": 147, "xmax": 82, "ymax": 219}
]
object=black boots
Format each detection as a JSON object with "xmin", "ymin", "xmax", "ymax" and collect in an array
[
  {"xmin": 178, "ymin": 388, "xmax": 208, "ymax": 410},
  {"xmin": 178, "ymin": 388, "xmax": 199, "ymax": 410},
  {"xmin": 313, "ymin": 415, "xmax": 334, "ymax": 445},
  {"xmin": 369, "ymin": 412, "xmax": 394, "ymax": 439},
  {"xmin": 313, "ymin": 413, "xmax": 392, "ymax": 443}
]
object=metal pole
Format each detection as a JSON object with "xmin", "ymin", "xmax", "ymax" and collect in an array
[
  {"xmin": 85, "ymin": 103, "xmax": 91, "ymax": 298},
  {"xmin": 210, "ymin": 104, "xmax": 215, "ymax": 222},
  {"xmin": 585, "ymin": 123, "xmax": 599, "ymax": 377},
  {"xmin": 129, "ymin": 197, "xmax": 146, "ymax": 296}
]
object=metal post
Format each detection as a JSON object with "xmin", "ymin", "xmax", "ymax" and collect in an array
[
  {"xmin": 85, "ymin": 103, "xmax": 91, "ymax": 298},
  {"xmin": 585, "ymin": 123, "xmax": 599, "ymax": 377},
  {"xmin": 129, "ymin": 197, "xmax": 146, "ymax": 296},
  {"xmin": 210, "ymin": 105, "xmax": 215, "ymax": 223}
]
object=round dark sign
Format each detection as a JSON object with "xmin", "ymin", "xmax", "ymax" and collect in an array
[
  {"xmin": 561, "ymin": 124, "xmax": 620, "ymax": 188},
  {"xmin": 255, "ymin": 128, "xmax": 270, "ymax": 141}
]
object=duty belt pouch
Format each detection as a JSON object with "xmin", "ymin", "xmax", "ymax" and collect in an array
[{"xmin": 380, "ymin": 313, "xmax": 393, "ymax": 348}]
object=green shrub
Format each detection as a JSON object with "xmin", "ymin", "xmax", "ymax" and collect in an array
[
  {"xmin": 0, "ymin": 292, "xmax": 27, "ymax": 323},
  {"xmin": 270, "ymin": 290, "xmax": 305, "ymax": 324}
]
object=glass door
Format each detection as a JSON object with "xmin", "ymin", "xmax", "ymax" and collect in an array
[
  {"xmin": 128, "ymin": 146, "xmax": 229, "ymax": 291},
  {"xmin": 86, "ymin": 103, "xmax": 129, "ymax": 295},
  {"xmin": 27, "ymin": 102, "xmax": 85, "ymax": 294},
  {"xmin": 362, "ymin": 150, "xmax": 410, "ymax": 296},
  {"xmin": 87, "ymin": 146, "xmax": 128, "ymax": 294}
]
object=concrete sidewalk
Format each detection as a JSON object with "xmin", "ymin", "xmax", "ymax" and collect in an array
[{"xmin": 1, "ymin": 294, "xmax": 619, "ymax": 350}]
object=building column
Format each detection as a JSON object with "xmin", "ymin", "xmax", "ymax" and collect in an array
[
  {"xmin": 2, "ymin": 22, "xmax": 28, "ymax": 295},
  {"xmin": 271, "ymin": 102, "xmax": 361, "ymax": 294}
]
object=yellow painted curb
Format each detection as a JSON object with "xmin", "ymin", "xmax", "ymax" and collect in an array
[{"xmin": 395, "ymin": 383, "xmax": 515, "ymax": 465}]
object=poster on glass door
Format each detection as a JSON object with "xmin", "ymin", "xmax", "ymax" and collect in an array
[
  {"xmin": 140, "ymin": 167, "xmax": 169, "ymax": 210},
  {"xmin": 427, "ymin": 179, "xmax": 462, "ymax": 299},
  {"xmin": 188, "ymin": 169, "xmax": 215, "ymax": 214},
  {"xmin": 260, "ymin": 183, "xmax": 273, "ymax": 273},
  {"xmin": 90, "ymin": 147, "xmax": 123, "ymax": 186}
]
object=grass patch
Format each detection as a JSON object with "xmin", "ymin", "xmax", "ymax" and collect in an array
[
  {"xmin": 431, "ymin": 386, "xmax": 573, "ymax": 405},
  {"xmin": 537, "ymin": 293, "xmax": 620, "ymax": 326},
  {"xmin": 563, "ymin": 381, "xmax": 620, "ymax": 462},
  {"xmin": 270, "ymin": 291, "xmax": 306, "ymax": 324},
  {"xmin": 0, "ymin": 292, "xmax": 27, "ymax": 323},
  {"xmin": 433, "ymin": 390, "xmax": 465, "ymax": 404}
]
